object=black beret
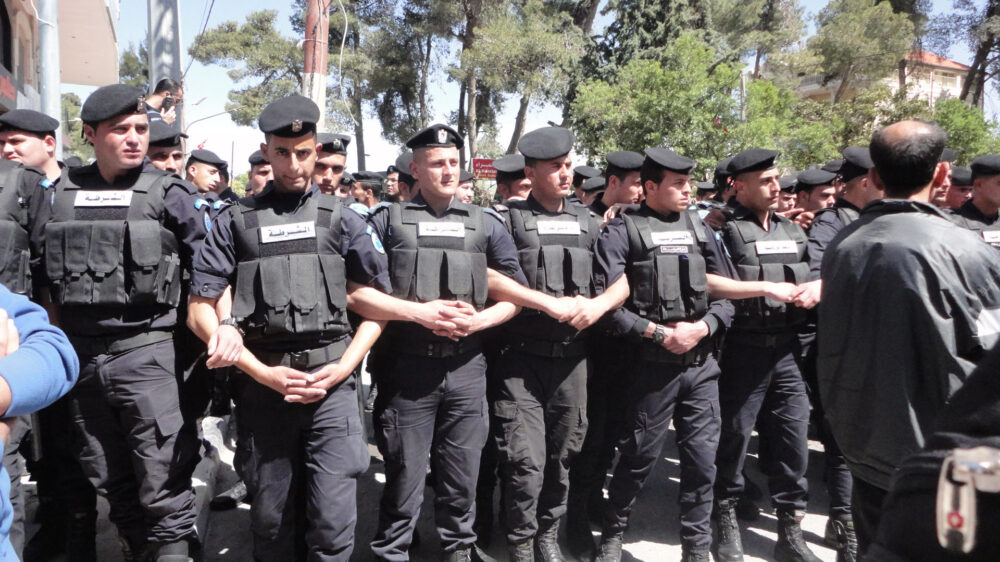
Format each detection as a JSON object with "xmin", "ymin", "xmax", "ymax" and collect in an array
[
  {"xmin": 605, "ymin": 150, "xmax": 644, "ymax": 171},
  {"xmin": 572, "ymin": 165, "xmax": 600, "ymax": 186},
  {"xmin": 248, "ymin": 150, "xmax": 268, "ymax": 166},
  {"xmin": 386, "ymin": 165, "xmax": 398, "ymax": 174},
  {"xmin": 340, "ymin": 172, "xmax": 355, "ymax": 185},
  {"xmin": 64, "ymin": 155, "xmax": 84, "ymax": 168},
  {"xmin": 951, "ymin": 166, "xmax": 972, "ymax": 186},
  {"xmin": 779, "ymin": 175, "xmax": 797, "ymax": 192},
  {"xmin": 352, "ymin": 171, "xmax": 383, "ymax": 186},
  {"xmin": 459, "ymin": 169, "xmax": 475, "ymax": 183},
  {"xmin": 728, "ymin": 148, "xmax": 779, "ymax": 175},
  {"xmin": 318, "ymin": 133, "xmax": 350, "ymax": 155},
  {"xmin": 81, "ymin": 84, "xmax": 147, "ymax": 124},
  {"xmin": 395, "ymin": 152, "xmax": 415, "ymax": 184},
  {"xmin": 517, "ymin": 127, "xmax": 574, "ymax": 160},
  {"xmin": 494, "ymin": 154, "xmax": 526, "ymax": 174},
  {"xmin": 148, "ymin": 120, "xmax": 187, "ymax": 147},
  {"xmin": 971, "ymin": 155, "xmax": 1000, "ymax": 179},
  {"xmin": 406, "ymin": 124, "xmax": 463, "ymax": 150},
  {"xmin": 839, "ymin": 146, "xmax": 873, "ymax": 182},
  {"xmin": 0, "ymin": 109, "xmax": 59, "ymax": 135},
  {"xmin": 187, "ymin": 149, "xmax": 227, "ymax": 169},
  {"xmin": 940, "ymin": 147, "xmax": 957, "ymax": 163},
  {"xmin": 695, "ymin": 181, "xmax": 718, "ymax": 192},
  {"xmin": 643, "ymin": 148, "xmax": 696, "ymax": 174},
  {"xmin": 258, "ymin": 94, "xmax": 319, "ymax": 137},
  {"xmin": 795, "ymin": 168, "xmax": 837, "ymax": 192},
  {"xmin": 821, "ymin": 159, "xmax": 844, "ymax": 174},
  {"xmin": 581, "ymin": 176, "xmax": 605, "ymax": 193}
]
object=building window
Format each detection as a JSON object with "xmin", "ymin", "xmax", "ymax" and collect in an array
[{"xmin": 0, "ymin": 3, "xmax": 10, "ymax": 72}]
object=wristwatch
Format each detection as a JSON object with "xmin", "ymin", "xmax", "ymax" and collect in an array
[
  {"xmin": 651, "ymin": 324, "xmax": 667, "ymax": 344},
  {"xmin": 219, "ymin": 317, "xmax": 244, "ymax": 336}
]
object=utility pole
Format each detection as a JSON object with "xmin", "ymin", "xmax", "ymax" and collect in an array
[
  {"xmin": 38, "ymin": 0, "xmax": 61, "ymax": 157},
  {"xmin": 302, "ymin": 0, "xmax": 329, "ymax": 131},
  {"xmin": 147, "ymin": 0, "xmax": 184, "ymax": 123}
]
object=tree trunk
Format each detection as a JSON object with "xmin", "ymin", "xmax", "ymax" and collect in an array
[
  {"xmin": 462, "ymin": 0, "xmax": 483, "ymax": 168},
  {"xmin": 833, "ymin": 66, "xmax": 853, "ymax": 103},
  {"xmin": 353, "ymin": 96, "xmax": 366, "ymax": 170},
  {"xmin": 961, "ymin": 0, "xmax": 999, "ymax": 104},
  {"xmin": 506, "ymin": 93, "xmax": 531, "ymax": 154},
  {"xmin": 419, "ymin": 34, "xmax": 432, "ymax": 125},
  {"xmin": 457, "ymin": 80, "xmax": 467, "ymax": 169},
  {"xmin": 571, "ymin": 0, "xmax": 600, "ymax": 32},
  {"xmin": 466, "ymin": 73, "xmax": 478, "ymax": 165},
  {"xmin": 898, "ymin": 58, "xmax": 907, "ymax": 92},
  {"xmin": 753, "ymin": 49, "xmax": 763, "ymax": 79}
]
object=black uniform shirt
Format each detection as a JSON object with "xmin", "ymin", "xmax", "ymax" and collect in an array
[
  {"xmin": 950, "ymin": 198, "xmax": 1000, "ymax": 249},
  {"xmin": 191, "ymin": 182, "xmax": 390, "ymax": 300},
  {"xmin": 366, "ymin": 192, "xmax": 527, "ymax": 287},
  {"xmin": 807, "ymin": 199, "xmax": 860, "ymax": 279},
  {"xmin": 594, "ymin": 204, "xmax": 737, "ymax": 342},
  {"xmin": 588, "ymin": 192, "xmax": 609, "ymax": 219}
]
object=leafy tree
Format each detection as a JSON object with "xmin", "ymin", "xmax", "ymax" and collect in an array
[
  {"xmin": 933, "ymin": 97, "xmax": 1000, "ymax": 163},
  {"xmin": 711, "ymin": 0, "xmax": 805, "ymax": 77},
  {"xmin": 927, "ymin": 0, "xmax": 1000, "ymax": 107},
  {"xmin": 596, "ymin": 0, "xmax": 712, "ymax": 72},
  {"xmin": 120, "ymin": 42, "xmax": 149, "ymax": 88},
  {"xmin": 61, "ymin": 93, "xmax": 93, "ymax": 161},
  {"xmin": 230, "ymin": 172, "xmax": 249, "ymax": 196}
]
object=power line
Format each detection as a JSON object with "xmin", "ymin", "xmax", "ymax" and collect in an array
[{"xmin": 183, "ymin": 0, "xmax": 217, "ymax": 79}]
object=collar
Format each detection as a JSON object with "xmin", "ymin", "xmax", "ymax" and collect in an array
[
  {"xmin": 409, "ymin": 192, "xmax": 465, "ymax": 216},
  {"xmin": 861, "ymin": 199, "xmax": 953, "ymax": 220},
  {"xmin": 834, "ymin": 198, "xmax": 861, "ymax": 212},
  {"xmin": 525, "ymin": 192, "xmax": 570, "ymax": 215}
]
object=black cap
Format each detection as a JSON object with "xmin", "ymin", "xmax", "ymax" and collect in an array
[
  {"xmin": 728, "ymin": 148, "xmax": 779, "ymax": 175},
  {"xmin": 971, "ymin": 155, "xmax": 1000, "ymax": 179},
  {"xmin": 258, "ymin": 94, "xmax": 319, "ymax": 137},
  {"xmin": 318, "ymin": 133, "xmax": 351, "ymax": 155},
  {"xmin": 81, "ymin": 84, "xmax": 147, "ymax": 124},
  {"xmin": 340, "ymin": 171, "xmax": 355, "ymax": 185},
  {"xmin": 951, "ymin": 166, "xmax": 972, "ymax": 186},
  {"xmin": 695, "ymin": 181, "xmax": 718, "ymax": 192},
  {"xmin": 493, "ymin": 154, "xmax": 526, "ymax": 182},
  {"xmin": 821, "ymin": 159, "xmax": 844, "ymax": 174},
  {"xmin": 572, "ymin": 165, "xmax": 600, "ymax": 188},
  {"xmin": 779, "ymin": 175, "xmax": 797, "ymax": 192},
  {"xmin": 406, "ymin": 124, "xmax": 463, "ymax": 150},
  {"xmin": 581, "ymin": 176, "xmax": 605, "ymax": 193},
  {"xmin": 643, "ymin": 148, "xmax": 696, "ymax": 174},
  {"xmin": 148, "ymin": 120, "xmax": 187, "ymax": 147},
  {"xmin": 714, "ymin": 156, "xmax": 734, "ymax": 187},
  {"xmin": 0, "ymin": 109, "xmax": 59, "ymax": 135},
  {"xmin": 940, "ymin": 147, "xmax": 957, "ymax": 163},
  {"xmin": 459, "ymin": 169, "xmax": 475, "ymax": 183},
  {"xmin": 839, "ymin": 146, "xmax": 873, "ymax": 182},
  {"xmin": 187, "ymin": 149, "xmax": 227, "ymax": 169},
  {"xmin": 352, "ymin": 171, "xmax": 383, "ymax": 186},
  {"xmin": 795, "ymin": 168, "xmax": 837, "ymax": 192},
  {"xmin": 605, "ymin": 150, "xmax": 644, "ymax": 171},
  {"xmin": 64, "ymin": 155, "xmax": 84, "ymax": 168},
  {"xmin": 517, "ymin": 127, "xmax": 574, "ymax": 160},
  {"xmin": 395, "ymin": 152, "xmax": 415, "ymax": 184},
  {"xmin": 248, "ymin": 150, "xmax": 268, "ymax": 166}
]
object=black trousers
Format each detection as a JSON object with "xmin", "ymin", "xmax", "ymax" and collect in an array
[
  {"xmin": 604, "ymin": 357, "xmax": 721, "ymax": 550},
  {"xmin": 715, "ymin": 337, "xmax": 810, "ymax": 512},
  {"xmin": 68, "ymin": 337, "xmax": 199, "ymax": 544},
  {"xmin": 493, "ymin": 348, "xmax": 588, "ymax": 544},
  {"xmin": 372, "ymin": 350, "xmax": 489, "ymax": 561},
  {"xmin": 3, "ymin": 415, "xmax": 29, "ymax": 558},
  {"xmin": 852, "ymin": 477, "xmax": 888, "ymax": 555}
]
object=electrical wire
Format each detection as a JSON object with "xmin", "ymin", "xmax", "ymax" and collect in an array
[
  {"xmin": 336, "ymin": 0, "xmax": 357, "ymax": 125},
  {"xmin": 183, "ymin": 0, "xmax": 217, "ymax": 79}
]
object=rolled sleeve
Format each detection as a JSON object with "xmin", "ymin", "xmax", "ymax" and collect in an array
[{"xmin": 343, "ymin": 207, "xmax": 391, "ymax": 292}]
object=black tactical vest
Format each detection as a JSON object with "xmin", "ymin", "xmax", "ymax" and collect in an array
[
  {"xmin": 386, "ymin": 201, "xmax": 489, "ymax": 310},
  {"xmin": 813, "ymin": 204, "xmax": 860, "ymax": 230},
  {"xmin": 724, "ymin": 213, "xmax": 809, "ymax": 330},
  {"xmin": 229, "ymin": 192, "xmax": 350, "ymax": 344},
  {"xmin": 507, "ymin": 200, "xmax": 595, "ymax": 298},
  {"xmin": 0, "ymin": 164, "xmax": 33, "ymax": 295},
  {"xmin": 44, "ymin": 171, "xmax": 181, "ymax": 307},
  {"xmin": 623, "ymin": 208, "xmax": 710, "ymax": 323},
  {"xmin": 951, "ymin": 205, "xmax": 1000, "ymax": 249}
]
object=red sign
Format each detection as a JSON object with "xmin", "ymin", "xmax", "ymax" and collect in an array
[
  {"xmin": 0, "ymin": 66, "xmax": 16, "ymax": 111},
  {"xmin": 473, "ymin": 158, "xmax": 496, "ymax": 180}
]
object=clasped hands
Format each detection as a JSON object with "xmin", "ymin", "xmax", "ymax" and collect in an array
[{"xmin": 764, "ymin": 280, "xmax": 821, "ymax": 310}]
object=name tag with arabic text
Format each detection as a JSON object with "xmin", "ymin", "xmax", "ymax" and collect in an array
[
  {"xmin": 74, "ymin": 190, "xmax": 133, "ymax": 207},
  {"xmin": 260, "ymin": 221, "xmax": 316, "ymax": 243},
  {"xmin": 537, "ymin": 221, "xmax": 581, "ymax": 235},
  {"xmin": 982, "ymin": 231, "xmax": 1000, "ymax": 246},
  {"xmin": 418, "ymin": 221, "xmax": 465, "ymax": 238},
  {"xmin": 755, "ymin": 240, "xmax": 798, "ymax": 255},
  {"xmin": 650, "ymin": 231, "xmax": 693, "ymax": 245}
]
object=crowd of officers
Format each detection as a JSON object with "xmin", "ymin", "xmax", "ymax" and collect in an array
[{"xmin": 0, "ymin": 79, "xmax": 996, "ymax": 562}]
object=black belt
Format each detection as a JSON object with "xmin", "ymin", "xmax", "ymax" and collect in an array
[
  {"xmin": 726, "ymin": 330, "xmax": 797, "ymax": 348},
  {"xmin": 509, "ymin": 337, "xmax": 588, "ymax": 359},
  {"xmin": 252, "ymin": 338, "xmax": 349, "ymax": 371},
  {"xmin": 70, "ymin": 330, "xmax": 173, "ymax": 356},
  {"xmin": 639, "ymin": 342, "xmax": 713, "ymax": 366},
  {"xmin": 394, "ymin": 336, "xmax": 482, "ymax": 358}
]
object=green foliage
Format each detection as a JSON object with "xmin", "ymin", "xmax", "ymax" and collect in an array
[
  {"xmin": 933, "ymin": 98, "xmax": 1000, "ymax": 164},
  {"xmin": 188, "ymin": 10, "xmax": 303, "ymax": 127},
  {"xmin": 119, "ymin": 42, "xmax": 149, "ymax": 87},
  {"xmin": 230, "ymin": 172, "xmax": 249, "ymax": 196},
  {"xmin": 61, "ymin": 93, "xmax": 93, "ymax": 161},
  {"xmin": 596, "ymin": 0, "xmax": 712, "ymax": 72}
]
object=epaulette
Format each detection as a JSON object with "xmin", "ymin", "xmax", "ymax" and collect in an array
[
  {"xmin": 348, "ymin": 202, "xmax": 370, "ymax": 216},
  {"xmin": 484, "ymin": 206, "xmax": 505, "ymax": 223},
  {"xmin": 492, "ymin": 203, "xmax": 508, "ymax": 213},
  {"xmin": 212, "ymin": 198, "xmax": 232, "ymax": 210}
]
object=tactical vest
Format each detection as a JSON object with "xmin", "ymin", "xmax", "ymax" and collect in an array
[
  {"xmin": 623, "ymin": 209, "xmax": 709, "ymax": 323},
  {"xmin": 0, "ymin": 165, "xmax": 32, "ymax": 295},
  {"xmin": 952, "ymin": 211, "xmax": 1000, "ymax": 249},
  {"xmin": 724, "ymin": 214, "xmax": 809, "ymax": 330},
  {"xmin": 44, "ymin": 172, "xmax": 181, "ymax": 307},
  {"xmin": 507, "ymin": 201, "xmax": 595, "ymax": 298},
  {"xmin": 813, "ymin": 204, "xmax": 860, "ymax": 229},
  {"xmin": 386, "ymin": 201, "xmax": 489, "ymax": 310},
  {"xmin": 229, "ymin": 192, "xmax": 350, "ymax": 344}
]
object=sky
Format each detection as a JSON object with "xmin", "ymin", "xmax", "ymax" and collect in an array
[{"xmin": 63, "ymin": 0, "xmax": 988, "ymax": 176}]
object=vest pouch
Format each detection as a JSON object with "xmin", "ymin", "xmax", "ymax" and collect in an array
[
  {"xmin": 289, "ymin": 254, "xmax": 322, "ymax": 333},
  {"xmin": 760, "ymin": 263, "xmax": 787, "ymax": 309},
  {"xmin": 127, "ymin": 220, "xmax": 167, "ymax": 305},
  {"xmin": 471, "ymin": 253, "xmax": 488, "ymax": 309},
  {"xmin": 736, "ymin": 264, "xmax": 761, "ymax": 283},
  {"xmin": 43, "ymin": 222, "xmax": 68, "ymax": 283},
  {"xmin": 654, "ymin": 254, "xmax": 683, "ymax": 315},
  {"xmin": 540, "ymin": 245, "xmax": 565, "ymax": 295},
  {"xmin": 259, "ymin": 256, "xmax": 292, "ymax": 333},
  {"xmin": 444, "ymin": 250, "xmax": 473, "ymax": 301},
  {"xmin": 0, "ymin": 222, "xmax": 17, "ymax": 275},
  {"xmin": 785, "ymin": 261, "xmax": 810, "ymax": 284},
  {"xmin": 86, "ymin": 222, "xmax": 127, "ymax": 305},
  {"xmin": 565, "ymin": 247, "xmax": 593, "ymax": 297},
  {"xmin": 629, "ymin": 261, "xmax": 657, "ymax": 314},
  {"xmin": 319, "ymin": 253, "xmax": 348, "ymax": 310},
  {"xmin": 0, "ymin": 222, "xmax": 28, "ymax": 294},
  {"xmin": 415, "ymin": 248, "xmax": 444, "ymax": 302},
  {"xmin": 518, "ymin": 248, "xmax": 540, "ymax": 291},
  {"xmin": 390, "ymin": 248, "xmax": 417, "ymax": 300},
  {"xmin": 686, "ymin": 253, "xmax": 708, "ymax": 316},
  {"xmin": 232, "ymin": 261, "xmax": 259, "ymax": 321}
]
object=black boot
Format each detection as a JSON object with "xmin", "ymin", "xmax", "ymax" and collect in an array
[
  {"xmin": 565, "ymin": 490, "xmax": 596, "ymax": 562},
  {"xmin": 774, "ymin": 510, "xmax": 822, "ymax": 562},
  {"xmin": 445, "ymin": 546, "xmax": 473, "ymax": 562},
  {"xmin": 535, "ymin": 520, "xmax": 565, "ymax": 562},
  {"xmin": 824, "ymin": 515, "xmax": 858, "ymax": 562},
  {"xmin": 714, "ymin": 498, "xmax": 744, "ymax": 562},
  {"xmin": 473, "ymin": 496, "xmax": 494, "ymax": 548},
  {"xmin": 594, "ymin": 531, "xmax": 623, "ymax": 562},
  {"xmin": 117, "ymin": 534, "xmax": 148, "ymax": 562},
  {"xmin": 587, "ymin": 487, "xmax": 604, "ymax": 524},
  {"xmin": 508, "ymin": 539, "xmax": 534, "ymax": 562},
  {"xmin": 209, "ymin": 480, "xmax": 248, "ymax": 511},
  {"xmin": 735, "ymin": 495, "xmax": 761, "ymax": 521},
  {"xmin": 680, "ymin": 545, "xmax": 711, "ymax": 562},
  {"xmin": 65, "ymin": 510, "xmax": 97, "ymax": 562}
]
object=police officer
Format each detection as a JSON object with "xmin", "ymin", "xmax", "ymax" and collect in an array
[
  {"xmin": 494, "ymin": 127, "xmax": 622, "ymax": 562},
  {"xmin": 391, "ymin": 152, "xmax": 417, "ymax": 202},
  {"xmin": 458, "ymin": 170, "xmax": 476, "ymax": 204},
  {"xmin": 944, "ymin": 165, "xmax": 973, "ymax": 209},
  {"xmin": 590, "ymin": 148, "xmax": 736, "ymax": 562},
  {"xmin": 349, "ymin": 171, "xmax": 384, "ymax": 209},
  {"xmin": 314, "ymin": 132, "xmax": 350, "ymax": 195},
  {"xmin": 578, "ymin": 176, "xmax": 605, "ymax": 208},
  {"xmin": 589, "ymin": 151, "xmax": 644, "ymax": 217},
  {"xmin": 36, "ymin": 83, "xmax": 206, "ymax": 561},
  {"xmin": 951, "ymin": 154, "xmax": 1000, "ymax": 248},
  {"xmin": 185, "ymin": 149, "xmax": 227, "ymax": 195},
  {"xmin": 494, "ymin": 154, "xmax": 531, "ymax": 203},
  {"xmin": 571, "ymin": 165, "xmax": 600, "ymax": 204},
  {"xmin": 776, "ymin": 175, "xmax": 798, "ymax": 213},
  {"xmin": 246, "ymin": 150, "xmax": 272, "ymax": 196},
  {"xmin": 708, "ymin": 148, "xmax": 822, "ymax": 562},
  {"xmin": 145, "ymin": 121, "xmax": 188, "ymax": 176}
]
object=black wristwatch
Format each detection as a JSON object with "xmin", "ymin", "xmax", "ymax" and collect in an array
[
  {"xmin": 651, "ymin": 324, "xmax": 667, "ymax": 344},
  {"xmin": 219, "ymin": 317, "xmax": 244, "ymax": 336}
]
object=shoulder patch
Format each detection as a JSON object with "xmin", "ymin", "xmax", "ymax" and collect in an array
[
  {"xmin": 203, "ymin": 212, "xmax": 212, "ymax": 232},
  {"xmin": 348, "ymin": 202, "xmax": 370, "ymax": 216},
  {"xmin": 366, "ymin": 224, "xmax": 385, "ymax": 254},
  {"xmin": 212, "ymin": 199, "xmax": 231, "ymax": 210}
]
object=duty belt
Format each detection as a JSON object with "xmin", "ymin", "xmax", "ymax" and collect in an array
[
  {"xmin": 639, "ymin": 342, "xmax": 713, "ymax": 366},
  {"xmin": 725, "ymin": 330, "xmax": 797, "ymax": 348},
  {"xmin": 509, "ymin": 337, "xmax": 588, "ymax": 358},
  {"xmin": 253, "ymin": 337, "xmax": 349, "ymax": 371},
  {"xmin": 395, "ymin": 336, "xmax": 482, "ymax": 358},
  {"xmin": 70, "ymin": 330, "xmax": 173, "ymax": 356}
]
